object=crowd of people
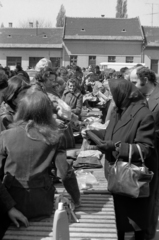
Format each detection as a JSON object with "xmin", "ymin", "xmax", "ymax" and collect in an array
[{"xmin": 0, "ymin": 58, "xmax": 159, "ymax": 240}]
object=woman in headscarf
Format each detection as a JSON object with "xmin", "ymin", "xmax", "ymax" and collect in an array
[{"xmin": 96, "ymin": 79, "xmax": 158, "ymax": 240}]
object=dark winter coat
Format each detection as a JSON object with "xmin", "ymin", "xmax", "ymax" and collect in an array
[
  {"xmin": 145, "ymin": 83, "xmax": 159, "ymax": 239},
  {"xmin": 104, "ymin": 101, "xmax": 158, "ymax": 232},
  {"xmin": 148, "ymin": 83, "xmax": 159, "ymax": 130}
]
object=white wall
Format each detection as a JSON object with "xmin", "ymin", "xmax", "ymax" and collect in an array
[
  {"xmin": 96, "ymin": 56, "xmax": 108, "ymax": 65},
  {"xmin": 0, "ymin": 48, "xmax": 62, "ymax": 70},
  {"xmin": 77, "ymin": 56, "xmax": 88, "ymax": 67},
  {"xmin": 144, "ymin": 55, "xmax": 151, "ymax": 68}
]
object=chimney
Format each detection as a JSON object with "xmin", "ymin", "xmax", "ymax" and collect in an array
[
  {"xmin": 101, "ymin": 15, "xmax": 105, "ymax": 18},
  {"xmin": 9, "ymin": 22, "xmax": 13, "ymax": 28},
  {"xmin": 29, "ymin": 22, "xmax": 33, "ymax": 28}
]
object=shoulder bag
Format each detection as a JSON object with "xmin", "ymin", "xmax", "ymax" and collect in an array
[{"xmin": 107, "ymin": 144, "xmax": 154, "ymax": 198}]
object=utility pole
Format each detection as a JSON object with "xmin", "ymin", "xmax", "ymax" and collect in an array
[{"xmin": 146, "ymin": 3, "xmax": 159, "ymax": 26}]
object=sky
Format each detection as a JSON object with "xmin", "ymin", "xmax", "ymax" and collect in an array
[{"xmin": 0, "ymin": 0, "xmax": 159, "ymax": 27}]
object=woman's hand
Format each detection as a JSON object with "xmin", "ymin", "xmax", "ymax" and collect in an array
[
  {"xmin": 97, "ymin": 140, "xmax": 115, "ymax": 152},
  {"xmin": 56, "ymin": 119, "xmax": 66, "ymax": 128},
  {"xmin": 8, "ymin": 207, "xmax": 29, "ymax": 228}
]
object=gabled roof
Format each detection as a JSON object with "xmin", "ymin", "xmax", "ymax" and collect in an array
[
  {"xmin": 142, "ymin": 26, "xmax": 159, "ymax": 47},
  {"xmin": 0, "ymin": 28, "xmax": 63, "ymax": 48},
  {"xmin": 64, "ymin": 17, "xmax": 143, "ymax": 41}
]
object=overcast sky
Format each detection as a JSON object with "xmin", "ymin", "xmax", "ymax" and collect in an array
[{"xmin": 0, "ymin": 0, "xmax": 159, "ymax": 27}]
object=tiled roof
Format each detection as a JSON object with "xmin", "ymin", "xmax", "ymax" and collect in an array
[
  {"xmin": 0, "ymin": 28, "xmax": 63, "ymax": 48},
  {"xmin": 64, "ymin": 17, "xmax": 143, "ymax": 41},
  {"xmin": 142, "ymin": 26, "xmax": 159, "ymax": 47}
]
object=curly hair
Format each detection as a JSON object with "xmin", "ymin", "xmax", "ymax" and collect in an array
[
  {"xmin": 136, "ymin": 67, "xmax": 157, "ymax": 85},
  {"xmin": 35, "ymin": 67, "xmax": 57, "ymax": 83}
]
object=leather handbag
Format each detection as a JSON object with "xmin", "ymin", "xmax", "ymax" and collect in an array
[{"xmin": 107, "ymin": 144, "xmax": 154, "ymax": 198}]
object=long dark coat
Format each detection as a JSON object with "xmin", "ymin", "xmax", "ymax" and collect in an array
[
  {"xmin": 104, "ymin": 101, "xmax": 158, "ymax": 232},
  {"xmin": 145, "ymin": 83, "xmax": 159, "ymax": 238}
]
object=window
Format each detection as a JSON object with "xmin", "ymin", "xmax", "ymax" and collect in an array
[
  {"xmin": 7, "ymin": 57, "xmax": 21, "ymax": 67},
  {"xmin": 151, "ymin": 60, "xmax": 158, "ymax": 74},
  {"xmin": 89, "ymin": 56, "xmax": 96, "ymax": 67},
  {"xmin": 29, "ymin": 22, "xmax": 33, "ymax": 28},
  {"xmin": 126, "ymin": 56, "xmax": 134, "ymax": 63},
  {"xmin": 9, "ymin": 23, "xmax": 13, "ymax": 28},
  {"xmin": 108, "ymin": 56, "xmax": 116, "ymax": 62},
  {"xmin": 29, "ymin": 57, "xmax": 43, "ymax": 69},
  {"xmin": 70, "ymin": 56, "xmax": 77, "ymax": 66},
  {"xmin": 50, "ymin": 57, "xmax": 61, "ymax": 70}
]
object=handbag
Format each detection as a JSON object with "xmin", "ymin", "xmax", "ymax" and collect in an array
[{"xmin": 107, "ymin": 144, "xmax": 154, "ymax": 198}]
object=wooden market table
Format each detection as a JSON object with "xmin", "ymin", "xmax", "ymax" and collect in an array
[{"xmin": 3, "ymin": 156, "xmax": 118, "ymax": 240}]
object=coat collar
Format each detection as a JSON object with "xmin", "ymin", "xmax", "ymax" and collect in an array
[
  {"xmin": 148, "ymin": 84, "xmax": 159, "ymax": 112},
  {"xmin": 63, "ymin": 88, "xmax": 81, "ymax": 97},
  {"xmin": 105, "ymin": 102, "xmax": 146, "ymax": 140}
]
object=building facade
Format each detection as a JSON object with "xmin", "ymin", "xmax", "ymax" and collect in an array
[
  {"xmin": 63, "ymin": 17, "xmax": 144, "ymax": 67},
  {"xmin": 0, "ymin": 28, "xmax": 63, "ymax": 70},
  {"xmin": 0, "ymin": 18, "xmax": 159, "ymax": 73},
  {"xmin": 142, "ymin": 26, "xmax": 159, "ymax": 74}
]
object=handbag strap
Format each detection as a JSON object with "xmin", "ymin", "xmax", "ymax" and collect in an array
[
  {"xmin": 136, "ymin": 144, "xmax": 144, "ymax": 164},
  {"xmin": 128, "ymin": 144, "xmax": 132, "ymax": 164},
  {"xmin": 128, "ymin": 144, "xmax": 144, "ymax": 164}
]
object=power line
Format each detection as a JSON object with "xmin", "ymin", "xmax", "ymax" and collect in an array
[{"xmin": 146, "ymin": 3, "xmax": 159, "ymax": 26}]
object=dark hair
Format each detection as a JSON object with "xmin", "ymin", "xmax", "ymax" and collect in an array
[
  {"xmin": 3, "ymin": 75, "xmax": 30, "ymax": 110},
  {"xmin": 136, "ymin": 67, "xmax": 157, "ymax": 85},
  {"xmin": 72, "ymin": 65, "xmax": 81, "ymax": 73},
  {"xmin": 35, "ymin": 67, "xmax": 57, "ymax": 83},
  {"xmin": 16, "ymin": 65, "xmax": 23, "ymax": 71},
  {"xmin": 0, "ymin": 71, "xmax": 8, "ymax": 89},
  {"xmin": 14, "ymin": 91, "xmax": 60, "ymax": 145},
  {"xmin": 67, "ymin": 78, "xmax": 77, "ymax": 86},
  {"xmin": 120, "ymin": 67, "xmax": 128, "ymax": 74},
  {"xmin": 135, "ymin": 64, "xmax": 143, "ymax": 68},
  {"xmin": 95, "ymin": 65, "xmax": 100, "ymax": 70},
  {"xmin": 112, "ymin": 71, "xmax": 123, "ymax": 79}
]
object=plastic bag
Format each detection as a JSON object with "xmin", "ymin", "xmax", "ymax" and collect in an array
[
  {"xmin": 57, "ymin": 98, "xmax": 72, "ymax": 121},
  {"xmin": 75, "ymin": 169, "xmax": 99, "ymax": 190},
  {"xmin": 81, "ymin": 119, "xmax": 109, "ymax": 137}
]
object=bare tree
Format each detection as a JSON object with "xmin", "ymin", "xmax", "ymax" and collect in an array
[
  {"xmin": 19, "ymin": 18, "xmax": 53, "ymax": 28},
  {"xmin": 56, "ymin": 4, "xmax": 66, "ymax": 27},
  {"xmin": 116, "ymin": 0, "xmax": 128, "ymax": 18}
]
